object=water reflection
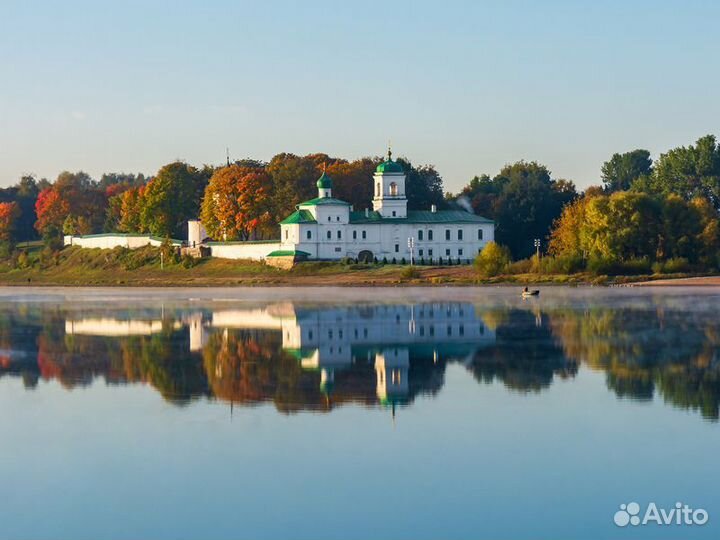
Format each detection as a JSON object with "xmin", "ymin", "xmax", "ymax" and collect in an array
[{"xmin": 2, "ymin": 297, "xmax": 720, "ymax": 420}]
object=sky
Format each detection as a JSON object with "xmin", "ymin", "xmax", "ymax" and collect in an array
[{"xmin": 1, "ymin": 0, "xmax": 719, "ymax": 193}]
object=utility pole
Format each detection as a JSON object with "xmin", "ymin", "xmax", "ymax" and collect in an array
[{"xmin": 407, "ymin": 237, "xmax": 415, "ymax": 265}]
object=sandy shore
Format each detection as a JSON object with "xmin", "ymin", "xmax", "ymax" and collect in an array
[{"xmin": 633, "ymin": 275, "xmax": 720, "ymax": 286}]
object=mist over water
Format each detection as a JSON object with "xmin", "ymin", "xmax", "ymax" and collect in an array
[{"xmin": 0, "ymin": 287, "xmax": 718, "ymax": 540}]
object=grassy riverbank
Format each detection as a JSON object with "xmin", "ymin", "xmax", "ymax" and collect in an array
[{"xmin": 0, "ymin": 245, "xmax": 712, "ymax": 286}]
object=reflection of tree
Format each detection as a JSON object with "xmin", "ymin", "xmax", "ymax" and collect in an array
[
  {"xmin": 468, "ymin": 310, "xmax": 577, "ymax": 392},
  {"xmin": 548, "ymin": 306, "xmax": 720, "ymax": 420}
]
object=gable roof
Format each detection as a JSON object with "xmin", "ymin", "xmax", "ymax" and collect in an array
[
  {"xmin": 349, "ymin": 209, "xmax": 493, "ymax": 224},
  {"xmin": 279, "ymin": 209, "xmax": 317, "ymax": 225}
]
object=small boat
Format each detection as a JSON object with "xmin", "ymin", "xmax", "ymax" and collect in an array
[{"xmin": 521, "ymin": 289, "xmax": 540, "ymax": 298}]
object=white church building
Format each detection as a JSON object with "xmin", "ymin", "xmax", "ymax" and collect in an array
[{"xmin": 191, "ymin": 150, "xmax": 495, "ymax": 263}]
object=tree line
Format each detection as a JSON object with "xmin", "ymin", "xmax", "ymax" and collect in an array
[{"xmin": 1, "ymin": 134, "xmax": 719, "ymax": 274}]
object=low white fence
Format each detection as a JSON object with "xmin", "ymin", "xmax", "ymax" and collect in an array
[{"xmin": 64, "ymin": 234, "xmax": 182, "ymax": 249}]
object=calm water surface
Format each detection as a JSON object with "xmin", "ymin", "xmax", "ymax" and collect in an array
[{"xmin": 0, "ymin": 286, "xmax": 718, "ymax": 540}]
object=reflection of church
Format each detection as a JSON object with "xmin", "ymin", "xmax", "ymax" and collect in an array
[
  {"xmin": 184, "ymin": 303, "xmax": 495, "ymax": 403},
  {"xmin": 64, "ymin": 302, "xmax": 495, "ymax": 406}
]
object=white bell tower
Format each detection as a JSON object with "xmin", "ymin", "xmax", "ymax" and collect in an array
[{"xmin": 372, "ymin": 148, "xmax": 407, "ymax": 218}]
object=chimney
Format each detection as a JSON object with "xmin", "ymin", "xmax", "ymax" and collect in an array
[
  {"xmin": 365, "ymin": 208, "xmax": 370, "ymax": 217},
  {"xmin": 431, "ymin": 204, "xmax": 437, "ymax": 213}
]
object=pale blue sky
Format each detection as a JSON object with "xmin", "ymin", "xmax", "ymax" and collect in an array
[{"xmin": 1, "ymin": 0, "xmax": 718, "ymax": 192}]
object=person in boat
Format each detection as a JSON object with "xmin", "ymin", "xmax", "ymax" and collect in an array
[{"xmin": 523, "ymin": 286, "xmax": 529, "ymax": 293}]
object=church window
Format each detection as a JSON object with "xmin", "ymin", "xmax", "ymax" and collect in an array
[
  {"xmin": 458, "ymin": 229, "xmax": 463, "ymax": 240},
  {"xmin": 428, "ymin": 230, "xmax": 434, "ymax": 241},
  {"xmin": 327, "ymin": 216, "xmax": 331, "ymax": 222},
  {"xmin": 284, "ymin": 229, "xmax": 288, "ymax": 240},
  {"xmin": 376, "ymin": 182, "xmax": 381, "ymax": 196},
  {"xmin": 418, "ymin": 230, "xmax": 423, "ymax": 241},
  {"xmin": 307, "ymin": 230, "xmax": 312, "ymax": 240},
  {"xmin": 337, "ymin": 230, "xmax": 342, "ymax": 239},
  {"xmin": 327, "ymin": 230, "xmax": 331, "ymax": 240},
  {"xmin": 336, "ymin": 216, "xmax": 340, "ymax": 221},
  {"xmin": 458, "ymin": 248, "xmax": 463, "ymax": 256},
  {"xmin": 392, "ymin": 211, "xmax": 396, "ymax": 217},
  {"xmin": 395, "ymin": 244, "xmax": 399, "ymax": 253},
  {"xmin": 428, "ymin": 249, "xmax": 433, "ymax": 257},
  {"xmin": 478, "ymin": 228, "xmax": 483, "ymax": 240},
  {"xmin": 445, "ymin": 229, "xmax": 451, "ymax": 240},
  {"xmin": 389, "ymin": 182, "xmax": 398, "ymax": 196},
  {"xmin": 445, "ymin": 248, "xmax": 451, "ymax": 256},
  {"xmin": 419, "ymin": 249, "xmax": 423, "ymax": 257},
  {"xmin": 362, "ymin": 230, "xmax": 366, "ymax": 239},
  {"xmin": 353, "ymin": 230, "xmax": 357, "ymax": 240}
]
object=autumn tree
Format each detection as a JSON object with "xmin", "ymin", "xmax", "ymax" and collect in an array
[{"xmin": 200, "ymin": 165, "xmax": 274, "ymax": 240}]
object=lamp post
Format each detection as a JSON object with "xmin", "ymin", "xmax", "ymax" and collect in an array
[
  {"xmin": 407, "ymin": 237, "xmax": 415, "ymax": 265},
  {"xmin": 534, "ymin": 238, "xmax": 541, "ymax": 260}
]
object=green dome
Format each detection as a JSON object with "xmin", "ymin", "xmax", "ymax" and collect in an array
[
  {"xmin": 376, "ymin": 149, "xmax": 404, "ymax": 174},
  {"xmin": 316, "ymin": 171, "xmax": 333, "ymax": 189}
]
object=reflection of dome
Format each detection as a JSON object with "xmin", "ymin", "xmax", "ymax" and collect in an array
[
  {"xmin": 376, "ymin": 149, "xmax": 404, "ymax": 174},
  {"xmin": 316, "ymin": 171, "xmax": 333, "ymax": 189}
]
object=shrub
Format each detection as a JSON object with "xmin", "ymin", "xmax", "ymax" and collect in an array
[
  {"xmin": 506, "ymin": 258, "xmax": 532, "ymax": 274},
  {"xmin": 401, "ymin": 257, "xmax": 406, "ymax": 265},
  {"xmin": 181, "ymin": 253, "xmax": 197, "ymax": 268},
  {"xmin": 655, "ymin": 257, "xmax": 692, "ymax": 274},
  {"xmin": 587, "ymin": 255, "xmax": 651, "ymax": 276},
  {"xmin": 539, "ymin": 254, "xmax": 585, "ymax": 274},
  {"xmin": 339, "ymin": 257, "xmax": 354, "ymax": 265},
  {"xmin": 391, "ymin": 257, "xmax": 397, "ymax": 264},
  {"xmin": 474, "ymin": 241, "xmax": 511, "ymax": 277},
  {"xmin": 400, "ymin": 266, "xmax": 420, "ymax": 280},
  {"xmin": 382, "ymin": 257, "xmax": 387, "ymax": 264}
]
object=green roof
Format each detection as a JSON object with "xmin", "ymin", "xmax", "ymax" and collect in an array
[
  {"xmin": 375, "ymin": 159, "xmax": 404, "ymax": 174},
  {"xmin": 316, "ymin": 171, "xmax": 333, "ymax": 189},
  {"xmin": 349, "ymin": 210, "xmax": 493, "ymax": 224},
  {"xmin": 375, "ymin": 150, "xmax": 404, "ymax": 174},
  {"xmin": 279, "ymin": 209, "xmax": 317, "ymax": 225},
  {"xmin": 298, "ymin": 197, "xmax": 351, "ymax": 207},
  {"xmin": 266, "ymin": 249, "xmax": 311, "ymax": 258}
]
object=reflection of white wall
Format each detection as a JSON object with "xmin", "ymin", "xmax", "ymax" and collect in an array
[{"xmin": 64, "ymin": 318, "xmax": 180, "ymax": 336}]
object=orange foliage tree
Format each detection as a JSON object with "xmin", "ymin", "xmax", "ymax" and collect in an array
[
  {"xmin": 200, "ymin": 165, "xmax": 273, "ymax": 240},
  {"xmin": 0, "ymin": 202, "xmax": 20, "ymax": 249}
]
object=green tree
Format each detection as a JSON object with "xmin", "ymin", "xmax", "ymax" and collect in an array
[
  {"xmin": 601, "ymin": 149, "xmax": 653, "ymax": 192},
  {"xmin": 140, "ymin": 162, "xmax": 201, "ymax": 238}
]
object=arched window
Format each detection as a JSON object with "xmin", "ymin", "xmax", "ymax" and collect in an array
[
  {"xmin": 389, "ymin": 182, "xmax": 398, "ymax": 196},
  {"xmin": 376, "ymin": 182, "xmax": 381, "ymax": 196},
  {"xmin": 327, "ymin": 230, "xmax": 331, "ymax": 240}
]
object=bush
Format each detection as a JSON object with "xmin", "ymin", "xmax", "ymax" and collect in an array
[
  {"xmin": 506, "ymin": 258, "xmax": 533, "ymax": 274},
  {"xmin": 391, "ymin": 257, "xmax": 397, "ymax": 264},
  {"xmin": 400, "ymin": 266, "xmax": 420, "ymax": 280},
  {"xmin": 401, "ymin": 257, "xmax": 406, "ymax": 265},
  {"xmin": 339, "ymin": 256, "xmax": 354, "ymax": 265},
  {"xmin": 474, "ymin": 241, "xmax": 511, "ymax": 277},
  {"xmin": 181, "ymin": 253, "xmax": 197, "ymax": 268},
  {"xmin": 539, "ymin": 254, "xmax": 585, "ymax": 274},
  {"xmin": 382, "ymin": 257, "xmax": 387, "ymax": 264},
  {"xmin": 653, "ymin": 257, "xmax": 692, "ymax": 274},
  {"xmin": 587, "ymin": 255, "xmax": 651, "ymax": 276}
]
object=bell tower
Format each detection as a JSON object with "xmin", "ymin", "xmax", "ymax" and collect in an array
[{"xmin": 372, "ymin": 147, "xmax": 407, "ymax": 218}]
